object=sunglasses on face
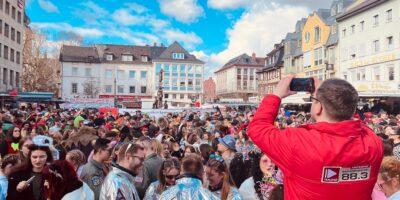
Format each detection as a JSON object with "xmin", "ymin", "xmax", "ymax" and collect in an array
[{"xmin": 165, "ymin": 174, "xmax": 179, "ymax": 180}]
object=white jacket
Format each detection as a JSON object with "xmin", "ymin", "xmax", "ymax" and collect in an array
[
  {"xmin": 239, "ymin": 177, "xmax": 261, "ymax": 200},
  {"xmin": 62, "ymin": 182, "xmax": 94, "ymax": 200}
]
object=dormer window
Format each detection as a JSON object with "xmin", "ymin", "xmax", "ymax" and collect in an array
[
  {"xmin": 172, "ymin": 53, "xmax": 185, "ymax": 59},
  {"xmin": 87, "ymin": 56, "xmax": 94, "ymax": 62},
  {"xmin": 122, "ymin": 55, "xmax": 133, "ymax": 62},
  {"xmin": 141, "ymin": 56, "xmax": 148, "ymax": 62},
  {"xmin": 106, "ymin": 54, "xmax": 113, "ymax": 61}
]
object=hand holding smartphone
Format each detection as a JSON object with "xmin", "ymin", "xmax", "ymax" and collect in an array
[{"xmin": 289, "ymin": 78, "xmax": 315, "ymax": 93}]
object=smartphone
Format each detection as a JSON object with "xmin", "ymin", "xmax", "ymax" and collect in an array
[{"xmin": 289, "ymin": 78, "xmax": 315, "ymax": 93}]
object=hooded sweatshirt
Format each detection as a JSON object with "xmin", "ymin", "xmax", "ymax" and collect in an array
[{"xmin": 248, "ymin": 95, "xmax": 383, "ymax": 200}]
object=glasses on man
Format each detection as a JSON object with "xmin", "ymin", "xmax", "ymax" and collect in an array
[{"xmin": 309, "ymin": 96, "xmax": 319, "ymax": 102}]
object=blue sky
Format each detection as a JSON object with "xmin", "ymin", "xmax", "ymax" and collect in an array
[{"xmin": 26, "ymin": 0, "xmax": 335, "ymax": 78}]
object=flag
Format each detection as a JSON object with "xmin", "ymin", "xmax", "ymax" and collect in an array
[{"xmin": 18, "ymin": 0, "xmax": 24, "ymax": 9}]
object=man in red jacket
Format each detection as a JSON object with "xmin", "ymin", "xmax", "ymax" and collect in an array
[{"xmin": 248, "ymin": 76, "xmax": 383, "ymax": 200}]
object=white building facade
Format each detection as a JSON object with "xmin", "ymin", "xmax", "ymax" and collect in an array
[
  {"xmin": 60, "ymin": 42, "xmax": 204, "ymax": 108},
  {"xmin": 215, "ymin": 54, "xmax": 263, "ymax": 101},
  {"xmin": 0, "ymin": 0, "xmax": 25, "ymax": 91},
  {"xmin": 337, "ymin": 0, "xmax": 400, "ymax": 97}
]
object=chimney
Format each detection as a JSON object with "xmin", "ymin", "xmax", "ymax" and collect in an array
[
  {"xmin": 154, "ymin": 42, "xmax": 157, "ymax": 47},
  {"xmin": 252, "ymin": 52, "xmax": 256, "ymax": 60}
]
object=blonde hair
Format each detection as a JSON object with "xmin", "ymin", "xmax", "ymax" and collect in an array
[
  {"xmin": 380, "ymin": 156, "xmax": 400, "ymax": 182},
  {"xmin": 151, "ymin": 139, "xmax": 164, "ymax": 158}
]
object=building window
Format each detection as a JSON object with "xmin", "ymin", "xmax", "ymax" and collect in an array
[
  {"xmin": 117, "ymin": 70, "xmax": 124, "ymax": 79},
  {"xmin": 314, "ymin": 27, "xmax": 321, "ymax": 43},
  {"xmin": 180, "ymin": 94, "xmax": 184, "ymax": 99},
  {"xmin": 85, "ymin": 68, "xmax": 91, "ymax": 77},
  {"xmin": 195, "ymin": 65, "xmax": 201, "ymax": 74},
  {"xmin": 16, "ymin": 72, "xmax": 19, "ymax": 87},
  {"xmin": 16, "ymin": 51, "xmax": 20, "ymax": 64},
  {"xmin": 9, "ymin": 70, "xmax": 13, "ymax": 86},
  {"xmin": 141, "ymin": 86, "xmax": 146, "ymax": 94},
  {"xmin": 129, "ymin": 70, "xmax": 136, "ymax": 78},
  {"xmin": 360, "ymin": 69, "xmax": 366, "ymax": 81},
  {"xmin": 3, "ymin": 45, "xmax": 8, "ymax": 59},
  {"xmin": 10, "ymin": 48, "xmax": 14, "ymax": 62},
  {"xmin": 180, "ymin": 64, "xmax": 186, "ymax": 74},
  {"xmin": 172, "ymin": 53, "xmax": 184, "ymax": 59},
  {"xmin": 388, "ymin": 66, "xmax": 394, "ymax": 81},
  {"xmin": 342, "ymin": 28, "xmax": 346, "ymax": 37},
  {"xmin": 386, "ymin": 9, "xmax": 392, "ymax": 22},
  {"xmin": 105, "ymin": 69, "xmax": 113, "ymax": 78},
  {"xmin": 314, "ymin": 48, "xmax": 323, "ymax": 66},
  {"xmin": 122, "ymin": 55, "xmax": 133, "ymax": 61},
  {"xmin": 188, "ymin": 79, "xmax": 193, "ymax": 87},
  {"xmin": 172, "ymin": 94, "xmax": 177, "ymax": 99},
  {"xmin": 304, "ymin": 32, "xmax": 310, "ymax": 43},
  {"xmin": 387, "ymin": 36, "xmax": 393, "ymax": 49},
  {"xmin": 17, "ymin": 11, "xmax": 21, "ymax": 23},
  {"xmin": 72, "ymin": 67, "xmax": 78, "ymax": 76},
  {"xmin": 373, "ymin": 40, "xmax": 380, "ymax": 53},
  {"xmin": 351, "ymin": 25, "xmax": 355, "ymax": 34},
  {"xmin": 117, "ymin": 85, "xmax": 124, "ymax": 93},
  {"xmin": 141, "ymin": 56, "xmax": 148, "ymax": 62},
  {"xmin": 2, "ymin": 68, "xmax": 7, "ymax": 84},
  {"xmin": 11, "ymin": 6, "xmax": 15, "ymax": 19},
  {"xmin": 5, "ymin": 1, "xmax": 9, "ymax": 15},
  {"xmin": 373, "ymin": 67, "xmax": 380, "ymax": 81},
  {"xmin": 141, "ymin": 71, "xmax": 147, "ymax": 79},
  {"xmin": 373, "ymin": 15, "xmax": 379, "ymax": 27},
  {"xmin": 0, "ymin": 0, "xmax": 3, "ymax": 10},
  {"xmin": 11, "ymin": 27, "xmax": 14, "ymax": 41},
  {"xmin": 72, "ymin": 83, "xmax": 78, "ymax": 94},
  {"xmin": 180, "ymin": 80, "xmax": 185, "ymax": 87},
  {"xmin": 105, "ymin": 85, "xmax": 112, "ymax": 93},
  {"xmin": 106, "ymin": 54, "xmax": 113, "ymax": 61},
  {"xmin": 343, "ymin": 72, "xmax": 347, "ymax": 80},
  {"xmin": 17, "ymin": 31, "xmax": 20, "ymax": 44},
  {"xmin": 0, "ymin": 20, "xmax": 2, "ymax": 34},
  {"xmin": 129, "ymin": 86, "xmax": 135, "ymax": 93},
  {"xmin": 4, "ymin": 23, "xmax": 9, "ymax": 37},
  {"xmin": 360, "ymin": 21, "xmax": 364, "ymax": 32}
]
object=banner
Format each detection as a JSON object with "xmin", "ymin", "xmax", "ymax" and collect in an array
[
  {"xmin": 119, "ymin": 108, "xmax": 217, "ymax": 118},
  {"xmin": 62, "ymin": 98, "xmax": 114, "ymax": 109}
]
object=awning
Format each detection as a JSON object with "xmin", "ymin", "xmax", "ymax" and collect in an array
[
  {"xmin": 358, "ymin": 92, "xmax": 400, "ymax": 98},
  {"xmin": 281, "ymin": 92, "xmax": 311, "ymax": 104}
]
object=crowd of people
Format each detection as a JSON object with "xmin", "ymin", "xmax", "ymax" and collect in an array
[{"xmin": 0, "ymin": 79, "xmax": 398, "ymax": 200}]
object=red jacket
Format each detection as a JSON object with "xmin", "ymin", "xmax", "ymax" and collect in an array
[{"xmin": 248, "ymin": 95, "xmax": 383, "ymax": 200}]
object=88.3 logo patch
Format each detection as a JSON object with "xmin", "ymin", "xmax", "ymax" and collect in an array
[{"xmin": 321, "ymin": 166, "xmax": 371, "ymax": 183}]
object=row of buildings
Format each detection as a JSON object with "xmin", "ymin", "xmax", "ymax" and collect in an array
[
  {"xmin": 0, "ymin": 0, "xmax": 25, "ymax": 92},
  {"xmin": 59, "ymin": 42, "xmax": 205, "ymax": 108},
  {"xmin": 214, "ymin": 0, "xmax": 400, "ymax": 102}
]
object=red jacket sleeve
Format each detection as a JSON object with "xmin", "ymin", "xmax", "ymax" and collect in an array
[{"xmin": 248, "ymin": 95, "xmax": 295, "ymax": 175}]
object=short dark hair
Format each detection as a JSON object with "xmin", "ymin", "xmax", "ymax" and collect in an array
[
  {"xmin": 317, "ymin": 78, "xmax": 358, "ymax": 121},
  {"xmin": 93, "ymin": 138, "xmax": 111, "ymax": 154},
  {"xmin": 182, "ymin": 154, "xmax": 203, "ymax": 177}
]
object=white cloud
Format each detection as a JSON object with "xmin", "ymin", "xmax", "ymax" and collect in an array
[
  {"xmin": 31, "ymin": 23, "xmax": 105, "ymax": 38},
  {"xmin": 38, "ymin": 0, "xmax": 59, "ymax": 13},
  {"xmin": 209, "ymin": 2, "xmax": 309, "ymax": 73},
  {"xmin": 112, "ymin": 9, "xmax": 147, "ymax": 26},
  {"xmin": 208, "ymin": 0, "xmax": 249, "ymax": 10},
  {"xmin": 190, "ymin": 50, "xmax": 209, "ymax": 62},
  {"xmin": 126, "ymin": 2, "xmax": 149, "ymax": 14},
  {"xmin": 73, "ymin": 1, "xmax": 109, "ymax": 24},
  {"xmin": 158, "ymin": 0, "xmax": 204, "ymax": 23},
  {"xmin": 162, "ymin": 29, "xmax": 203, "ymax": 50}
]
